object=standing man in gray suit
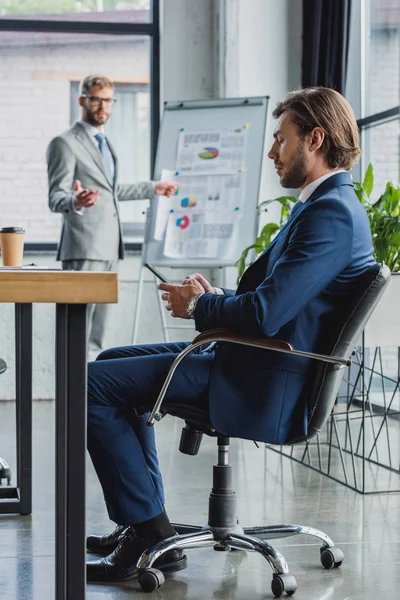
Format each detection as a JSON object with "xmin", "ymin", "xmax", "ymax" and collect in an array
[{"xmin": 46, "ymin": 74, "xmax": 178, "ymax": 360}]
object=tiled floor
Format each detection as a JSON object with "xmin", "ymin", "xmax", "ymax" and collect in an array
[{"xmin": 0, "ymin": 400, "xmax": 399, "ymax": 599}]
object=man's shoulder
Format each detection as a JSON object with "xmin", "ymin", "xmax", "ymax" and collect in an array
[
  {"xmin": 50, "ymin": 123, "xmax": 82, "ymax": 144},
  {"xmin": 47, "ymin": 125, "xmax": 82, "ymax": 157}
]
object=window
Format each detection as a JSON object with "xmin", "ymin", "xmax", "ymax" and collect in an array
[
  {"xmin": 0, "ymin": 0, "xmax": 151, "ymax": 23},
  {"xmin": 346, "ymin": 0, "xmax": 400, "ymax": 406},
  {"xmin": 362, "ymin": 118, "xmax": 400, "ymax": 202},
  {"xmin": 360, "ymin": 0, "xmax": 400, "ymax": 198},
  {"xmin": 365, "ymin": 0, "xmax": 400, "ymax": 115},
  {"xmin": 0, "ymin": 3, "xmax": 159, "ymax": 245}
]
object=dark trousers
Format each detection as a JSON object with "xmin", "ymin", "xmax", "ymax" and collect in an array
[{"xmin": 87, "ymin": 342, "xmax": 214, "ymax": 525}]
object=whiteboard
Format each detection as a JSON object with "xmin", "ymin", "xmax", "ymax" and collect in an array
[{"xmin": 144, "ymin": 97, "xmax": 269, "ymax": 267}]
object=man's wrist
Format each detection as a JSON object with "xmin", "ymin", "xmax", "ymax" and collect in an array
[
  {"xmin": 186, "ymin": 293, "xmax": 204, "ymax": 318},
  {"xmin": 72, "ymin": 195, "xmax": 84, "ymax": 215}
]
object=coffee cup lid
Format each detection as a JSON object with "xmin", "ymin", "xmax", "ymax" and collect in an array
[{"xmin": 0, "ymin": 227, "xmax": 25, "ymax": 234}]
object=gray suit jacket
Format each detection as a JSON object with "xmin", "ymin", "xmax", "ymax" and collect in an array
[{"xmin": 46, "ymin": 121, "xmax": 155, "ymax": 261}]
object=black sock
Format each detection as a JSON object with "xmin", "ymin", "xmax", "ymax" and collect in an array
[{"xmin": 133, "ymin": 508, "xmax": 176, "ymax": 544}]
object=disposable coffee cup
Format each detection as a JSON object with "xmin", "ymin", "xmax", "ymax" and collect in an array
[{"xmin": 0, "ymin": 227, "xmax": 25, "ymax": 267}]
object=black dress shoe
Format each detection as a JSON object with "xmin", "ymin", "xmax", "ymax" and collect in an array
[
  {"xmin": 87, "ymin": 524, "xmax": 127, "ymax": 554},
  {"xmin": 86, "ymin": 527, "xmax": 187, "ymax": 583}
]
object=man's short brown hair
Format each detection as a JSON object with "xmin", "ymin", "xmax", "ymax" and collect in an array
[
  {"xmin": 272, "ymin": 87, "xmax": 361, "ymax": 170},
  {"xmin": 79, "ymin": 74, "xmax": 115, "ymax": 96}
]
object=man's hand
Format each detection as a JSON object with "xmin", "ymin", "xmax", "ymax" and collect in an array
[
  {"xmin": 155, "ymin": 180, "xmax": 179, "ymax": 197},
  {"xmin": 182, "ymin": 273, "xmax": 216, "ymax": 294},
  {"xmin": 159, "ymin": 278, "xmax": 204, "ymax": 318},
  {"xmin": 73, "ymin": 179, "xmax": 99, "ymax": 209}
]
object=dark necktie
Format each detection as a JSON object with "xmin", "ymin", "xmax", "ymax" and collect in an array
[{"xmin": 288, "ymin": 200, "xmax": 303, "ymax": 221}]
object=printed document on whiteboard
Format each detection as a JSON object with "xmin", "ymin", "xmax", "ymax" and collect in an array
[
  {"xmin": 176, "ymin": 127, "xmax": 248, "ymax": 174},
  {"xmin": 153, "ymin": 169, "xmax": 177, "ymax": 241},
  {"xmin": 163, "ymin": 209, "xmax": 241, "ymax": 260},
  {"xmin": 152, "ymin": 171, "xmax": 246, "ymax": 241}
]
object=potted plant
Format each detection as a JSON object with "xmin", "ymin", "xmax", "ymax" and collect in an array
[
  {"xmin": 354, "ymin": 164, "xmax": 400, "ymax": 347},
  {"xmin": 353, "ymin": 164, "xmax": 400, "ymax": 272}
]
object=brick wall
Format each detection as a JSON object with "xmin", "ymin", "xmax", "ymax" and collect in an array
[{"xmin": 366, "ymin": 26, "xmax": 400, "ymax": 199}]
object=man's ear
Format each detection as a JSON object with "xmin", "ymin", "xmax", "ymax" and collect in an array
[
  {"xmin": 309, "ymin": 127, "xmax": 325, "ymax": 152},
  {"xmin": 78, "ymin": 96, "xmax": 85, "ymax": 108}
]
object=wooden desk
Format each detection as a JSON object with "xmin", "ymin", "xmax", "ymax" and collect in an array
[{"xmin": 0, "ymin": 270, "xmax": 118, "ymax": 600}]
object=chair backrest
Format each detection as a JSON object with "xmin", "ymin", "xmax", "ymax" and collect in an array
[{"xmin": 302, "ymin": 263, "xmax": 391, "ymax": 442}]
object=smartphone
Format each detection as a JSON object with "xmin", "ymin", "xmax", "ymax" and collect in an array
[{"xmin": 144, "ymin": 262, "xmax": 170, "ymax": 283}]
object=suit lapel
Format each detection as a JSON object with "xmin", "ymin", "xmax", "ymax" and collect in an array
[{"xmin": 72, "ymin": 122, "xmax": 113, "ymax": 190}]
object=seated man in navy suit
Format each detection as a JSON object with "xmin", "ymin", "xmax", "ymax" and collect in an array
[{"xmin": 86, "ymin": 87, "xmax": 376, "ymax": 582}]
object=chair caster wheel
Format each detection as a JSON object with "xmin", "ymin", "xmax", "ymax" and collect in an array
[
  {"xmin": 138, "ymin": 568, "xmax": 165, "ymax": 592},
  {"xmin": 320, "ymin": 546, "xmax": 344, "ymax": 569},
  {"xmin": 271, "ymin": 573, "xmax": 297, "ymax": 597}
]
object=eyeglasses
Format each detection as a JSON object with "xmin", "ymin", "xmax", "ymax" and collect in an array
[{"xmin": 81, "ymin": 95, "xmax": 117, "ymax": 107}]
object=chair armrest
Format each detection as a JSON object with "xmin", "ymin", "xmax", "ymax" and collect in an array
[
  {"xmin": 147, "ymin": 328, "xmax": 351, "ymax": 426},
  {"xmin": 192, "ymin": 328, "xmax": 294, "ymax": 353}
]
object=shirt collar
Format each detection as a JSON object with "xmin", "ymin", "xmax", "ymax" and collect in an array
[
  {"xmin": 78, "ymin": 118, "xmax": 104, "ymax": 138},
  {"xmin": 298, "ymin": 170, "xmax": 347, "ymax": 203}
]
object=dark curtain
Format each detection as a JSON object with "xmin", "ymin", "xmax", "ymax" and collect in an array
[{"xmin": 302, "ymin": 0, "xmax": 352, "ymax": 94}]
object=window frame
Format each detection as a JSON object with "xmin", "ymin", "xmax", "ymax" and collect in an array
[
  {"xmin": 350, "ymin": 0, "xmax": 400, "ymax": 176},
  {"xmin": 0, "ymin": 1, "xmax": 160, "ymax": 252}
]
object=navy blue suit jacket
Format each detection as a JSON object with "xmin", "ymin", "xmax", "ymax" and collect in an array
[{"xmin": 194, "ymin": 172, "xmax": 376, "ymax": 444}]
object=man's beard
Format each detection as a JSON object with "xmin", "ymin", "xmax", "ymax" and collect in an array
[
  {"xmin": 85, "ymin": 108, "xmax": 108, "ymax": 127},
  {"xmin": 280, "ymin": 143, "xmax": 308, "ymax": 189}
]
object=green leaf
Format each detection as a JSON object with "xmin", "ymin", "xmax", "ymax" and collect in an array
[
  {"xmin": 353, "ymin": 182, "xmax": 369, "ymax": 206},
  {"xmin": 258, "ymin": 199, "xmax": 278, "ymax": 211},
  {"xmin": 235, "ymin": 243, "xmax": 260, "ymax": 282},
  {"xmin": 381, "ymin": 182, "xmax": 400, "ymax": 215},
  {"xmin": 373, "ymin": 237, "xmax": 390, "ymax": 263},
  {"xmin": 259, "ymin": 222, "xmax": 280, "ymax": 243},
  {"xmin": 258, "ymin": 196, "xmax": 296, "ymax": 224},
  {"xmin": 362, "ymin": 163, "xmax": 374, "ymax": 197}
]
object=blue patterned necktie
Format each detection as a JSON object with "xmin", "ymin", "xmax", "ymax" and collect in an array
[
  {"xmin": 95, "ymin": 132, "xmax": 114, "ymax": 185},
  {"xmin": 288, "ymin": 200, "xmax": 303, "ymax": 221}
]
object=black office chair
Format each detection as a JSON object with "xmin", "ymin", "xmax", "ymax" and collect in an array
[{"xmin": 137, "ymin": 263, "xmax": 390, "ymax": 597}]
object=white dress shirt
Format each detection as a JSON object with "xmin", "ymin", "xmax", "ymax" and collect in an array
[
  {"xmin": 298, "ymin": 170, "xmax": 347, "ymax": 203},
  {"xmin": 79, "ymin": 118, "xmax": 104, "ymax": 143}
]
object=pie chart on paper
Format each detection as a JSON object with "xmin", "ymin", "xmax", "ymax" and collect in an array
[
  {"xmin": 198, "ymin": 147, "xmax": 219, "ymax": 160},
  {"xmin": 180, "ymin": 197, "xmax": 197, "ymax": 208},
  {"xmin": 176, "ymin": 215, "xmax": 190, "ymax": 230}
]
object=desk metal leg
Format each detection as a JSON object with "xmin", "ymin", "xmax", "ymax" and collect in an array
[
  {"xmin": 55, "ymin": 303, "xmax": 87, "ymax": 600},
  {"xmin": 0, "ymin": 303, "xmax": 32, "ymax": 515},
  {"xmin": 15, "ymin": 303, "xmax": 33, "ymax": 515}
]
